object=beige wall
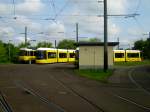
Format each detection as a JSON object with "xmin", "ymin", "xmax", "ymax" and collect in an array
[{"xmin": 79, "ymin": 46, "xmax": 113, "ymax": 69}]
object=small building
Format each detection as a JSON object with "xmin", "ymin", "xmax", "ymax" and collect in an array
[{"xmin": 76, "ymin": 42, "xmax": 119, "ymax": 69}]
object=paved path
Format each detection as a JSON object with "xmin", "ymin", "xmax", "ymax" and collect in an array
[{"xmin": 0, "ymin": 64, "xmax": 150, "ymax": 112}]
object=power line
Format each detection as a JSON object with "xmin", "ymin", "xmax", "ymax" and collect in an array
[
  {"xmin": 134, "ymin": 0, "xmax": 141, "ymax": 13},
  {"xmin": 132, "ymin": 17, "xmax": 145, "ymax": 33},
  {"xmin": 54, "ymin": 0, "xmax": 70, "ymax": 20},
  {"xmin": 12, "ymin": 0, "xmax": 16, "ymax": 16},
  {"xmin": 49, "ymin": 0, "xmax": 57, "ymax": 18}
]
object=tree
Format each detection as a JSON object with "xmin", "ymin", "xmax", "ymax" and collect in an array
[
  {"xmin": 36, "ymin": 41, "xmax": 52, "ymax": 48},
  {"xmin": 57, "ymin": 39, "xmax": 76, "ymax": 49},
  {"xmin": 133, "ymin": 39, "xmax": 145, "ymax": 51},
  {"xmin": 0, "ymin": 41, "xmax": 8, "ymax": 63},
  {"xmin": 133, "ymin": 38, "xmax": 150, "ymax": 59},
  {"xmin": 89, "ymin": 38, "xmax": 101, "ymax": 42},
  {"xmin": 18, "ymin": 42, "xmax": 30, "ymax": 48},
  {"xmin": 4, "ymin": 43, "xmax": 20, "ymax": 63}
]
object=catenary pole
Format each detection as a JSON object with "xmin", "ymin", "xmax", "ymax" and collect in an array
[
  {"xmin": 76, "ymin": 23, "xmax": 79, "ymax": 42},
  {"xmin": 104, "ymin": 0, "xmax": 108, "ymax": 72},
  {"xmin": 25, "ymin": 26, "xmax": 27, "ymax": 47}
]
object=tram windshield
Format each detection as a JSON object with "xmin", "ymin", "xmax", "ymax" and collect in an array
[{"xmin": 36, "ymin": 51, "xmax": 47, "ymax": 59}]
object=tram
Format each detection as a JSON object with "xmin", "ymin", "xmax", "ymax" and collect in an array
[
  {"xmin": 18, "ymin": 48, "xmax": 36, "ymax": 63},
  {"xmin": 35, "ymin": 48, "xmax": 75, "ymax": 64},
  {"xmin": 125, "ymin": 50, "xmax": 141, "ymax": 62},
  {"xmin": 113, "ymin": 50, "xmax": 125, "ymax": 62},
  {"xmin": 113, "ymin": 50, "xmax": 141, "ymax": 62}
]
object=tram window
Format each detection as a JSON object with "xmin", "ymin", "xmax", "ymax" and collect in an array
[
  {"xmin": 69, "ymin": 53, "xmax": 75, "ymax": 58},
  {"xmin": 36, "ymin": 51, "xmax": 47, "ymax": 59},
  {"xmin": 127, "ymin": 53, "xmax": 139, "ymax": 58},
  {"xmin": 115, "ymin": 53, "xmax": 124, "ymax": 58},
  {"xmin": 30, "ymin": 51, "xmax": 35, "ymax": 56},
  {"xmin": 48, "ymin": 52, "xmax": 56, "ymax": 58},
  {"xmin": 59, "ymin": 53, "xmax": 67, "ymax": 58},
  {"xmin": 19, "ymin": 50, "xmax": 28, "ymax": 56}
]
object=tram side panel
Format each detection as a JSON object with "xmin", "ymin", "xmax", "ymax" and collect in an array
[
  {"xmin": 36, "ymin": 48, "xmax": 57, "ymax": 64},
  {"xmin": 57, "ymin": 49, "xmax": 68, "ymax": 63},
  {"xmin": 68, "ymin": 50, "xmax": 75, "ymax": 63}
]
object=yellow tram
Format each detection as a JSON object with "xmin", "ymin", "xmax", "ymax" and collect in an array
[
  {"xmin": 18, "ymin": 48, "xmax": 36, "ymax": 63},
  {"xmin": 113, "ymin": 50, "xmax": 141, "ymax": 62},
  {"xmin": 113, "ymin": 50, "xmax": 125, "ymax": 62},
  {"xmin": 125, "ymin": 50, "xmax": 141, "ymax": 62},
  {"xmin": 35, "ymin": 48, "xmax": 75, "ymax": 64}
]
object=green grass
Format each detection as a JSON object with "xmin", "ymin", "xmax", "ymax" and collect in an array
[
  {"xmin": 74, "ymin": 69, "xmax": 113, "ymax": 83},
  {"xmin": 114, "ymin": 60, "xmax": 150, "ymax": 66}
]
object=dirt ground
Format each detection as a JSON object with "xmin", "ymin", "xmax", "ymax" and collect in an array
[{"xmin": 0, "ymin": 63, "xmax": 150, "ymax": 112}]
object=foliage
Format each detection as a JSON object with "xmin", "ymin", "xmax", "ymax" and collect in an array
[
  {"xmin": 36, "ymin": 41, "xmax": 53, "ymax": 48},
  {"xmin": 0, "ymin": 41, "xmax": 8, "ymax": 63},
  {"xmin": 88, "ymin": 38, "xmax": 101, "ymax": 42},
  {"xmin": 18, "ymin": 42, "xmax": 30, "ymax": 48},
  {"xmin": 133, "ymin": 38, "xmax": 150, "ymax": 59},
  {"xmin": 4, "ymin": 43, "xmax": 20, "ymax": 63},
  {"xmin": 57, "ymin": 39, "xmax": 76, "ymax": 49},
  {"xmin": 74, "ymin": 69, "xmax": 113, "ymax": 83}
]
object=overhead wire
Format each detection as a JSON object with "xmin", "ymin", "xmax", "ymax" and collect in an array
[
  {"xmin": 12, "ymin": 0, "xmax": 16, "ymax": 16},
  {"xmin": 49, "ymin": 0, "xmax": 57, "ymax": 18},
  {"xmin": 134, "ymin": 0, "xmax": 141, "ymax": 13},
  {"xmin": 54, "ymin": 0, "xmax": 70, "ymax": 20}
]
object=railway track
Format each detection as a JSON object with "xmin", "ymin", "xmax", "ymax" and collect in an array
[
  {"xmin": 60, "ymin": 69, "xmax": 150, "ymax": 112},
  {"xmin": 14, "ymin": 80, "xmax": 66, "ymax": 112},
  {"xmin": 0, "ymin": 91, "xmax": 13, "ymax": 112},
  {"xmin": 108, "ymin": 67, "xmax": 150, "ymax": 112},
  {"xmin": 49, "ymin": 70, "xmax": 106, "ymax": 112}
]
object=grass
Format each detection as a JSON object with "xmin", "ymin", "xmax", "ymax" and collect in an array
[
  {"xmin": 74, "ymin": 69, "xmax": 113, "ymax": 83},
  {"xmin": 114, "ymin": 60, "xmax": 150, "ymax": 66}
]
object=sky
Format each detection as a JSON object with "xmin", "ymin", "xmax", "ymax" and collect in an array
[{"xmin": 0, "ymin": 0, "xmax": 150, "ymax": 48}]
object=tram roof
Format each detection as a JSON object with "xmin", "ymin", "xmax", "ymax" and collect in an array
[
  {"xmin": 113, "ymin": 50, "xmax": 125, "ymax": 52},
  {"xmin": 126, "ymin": 50, "xmax": 141, "ymax": 52},
  {"xmin": 113, "ymin": 50, "xmax": 141, "ymax": 53},
  {"xmin": 37, "ymin": 48, "xmax": 57, "ymax": 51},
  {"xmin": 20, "ymin": 48, "xmax": 33, "ymax": 51},
  {"xmin": 67, "ymin": 49, "xmax": 75, "ymax": 52}
]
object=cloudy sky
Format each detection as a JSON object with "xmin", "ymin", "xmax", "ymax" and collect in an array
[{"xmin": 0, "ymin": 0, "xmax": 149, "ymax": 48}]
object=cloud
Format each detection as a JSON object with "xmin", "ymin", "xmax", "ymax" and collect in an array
[
  {"xmin": 0, "ymin": 0, "xmax": 129, "ymax": 45},
  {"xmin": 11, "ymin": 15, "xmax": 42, "ymax": 32},
  {"xmin": 108, "ymin": 0, "xmax": 128, "ymax": 14},
  {"xmin": 59, "ymin": 0, "xmax": 127, "ymax": 40},
  {"xmin": 0, "ymin": 0, "xmax": 45, "ymax": 15},
  {"xmin": 16, "ymin": 0, "xmax": 45, "ymax": 14},
  {"xmin": 0, "ymin": 4, "xmax": 11, "ymax": 14}
]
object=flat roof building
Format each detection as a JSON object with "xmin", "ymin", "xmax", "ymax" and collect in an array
[{"xmin": 76, "ymin": 42, "xmax": 119, "ymax": 69}]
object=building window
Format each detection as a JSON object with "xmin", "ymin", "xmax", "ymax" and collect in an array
[
  {"xmin": 59, "ymin": 53, "xmax": 67, "ymax": 58},
  {"xmin": 48, "ymin": 52, "xmax": 56, "ymax": 58}
]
